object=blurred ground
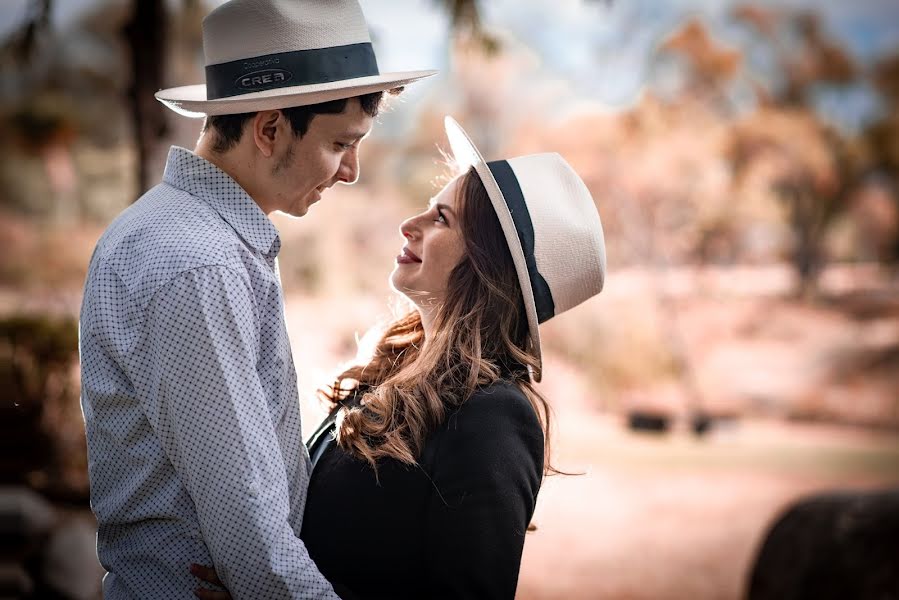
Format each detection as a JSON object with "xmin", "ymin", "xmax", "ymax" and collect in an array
[{"xmin": 516, "ymin": 405, "xmax": 897, "ymax": 600}]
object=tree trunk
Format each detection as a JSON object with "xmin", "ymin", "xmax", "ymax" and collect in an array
[
  {"xmin": 123, "ymin": 0, "xmax": 169, "ymax": 196},
  {"xmin": 787, "ymin": 184, "xmax": 822, "ymax": 300}
]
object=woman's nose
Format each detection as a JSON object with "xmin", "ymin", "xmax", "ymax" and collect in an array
[
  {"xmin": 399, "ymin": 210, "xmax": 429, "ymax": 240},
  {"xmin": 399, "ymin": 217, "xmax": 416, "ymax": 240}
]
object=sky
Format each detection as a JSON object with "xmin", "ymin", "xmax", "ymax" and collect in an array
[
  {"xmin": 1, "ymin": 0, "xmax": 897, "ymax": 129},
  {"xmin": 358, "ymin": 0, "xmax": 898, "ymax": 129}
]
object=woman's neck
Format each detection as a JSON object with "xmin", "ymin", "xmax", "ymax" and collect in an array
[{"xmin": 418, "ymin": 306, "xmax": 436, "ymax": 346}]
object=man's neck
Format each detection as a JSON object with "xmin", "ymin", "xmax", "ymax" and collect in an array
[{"xmin": 195, "ymin": 137, "xmax": 272, "ymax": 214}]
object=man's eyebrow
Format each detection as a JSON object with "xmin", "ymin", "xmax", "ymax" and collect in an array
[{"xmin": 341, "ymin": 129, "xmax": 371, "ymax": 141}]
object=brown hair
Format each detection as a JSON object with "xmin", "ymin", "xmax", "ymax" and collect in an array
[
  {"xmin": 203, "ymin": 89, "xmax": 400, "ymax": 153},
  {"xmin": 318, "ymin": 167, "xmax": 557, "ymax": 475}
]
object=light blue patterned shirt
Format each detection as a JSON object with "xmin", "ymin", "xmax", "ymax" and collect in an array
[{"xmin": 79, "ymin": 146, "xmax": 338, "ymax": 599}]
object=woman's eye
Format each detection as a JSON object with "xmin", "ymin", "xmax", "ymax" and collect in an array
[{"xmin": 435, "ymin": 210, "xmax": 447, "ymax": 224}]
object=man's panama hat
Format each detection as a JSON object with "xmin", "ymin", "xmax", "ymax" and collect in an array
[
  {"xmin": 444, "ymin": 117, "xmax": 607, "ymax": 382},
  {"xmin": 156, "ymin": 0, "xmax": 436, "ymax": 117}
]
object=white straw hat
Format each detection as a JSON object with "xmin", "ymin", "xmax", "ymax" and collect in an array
[
  {"xmin": 444, "ymin": 117, "xmax": 606, "ymax": 382},
  {"xmin": 156, "ymin": 0, "xmax": 437, "ymax": 117}
]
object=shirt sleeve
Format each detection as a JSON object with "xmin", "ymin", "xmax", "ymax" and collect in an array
[
  {"xmin": 141, "ymin": 265, "xmax": 339, "ymax": 600},
  {"xmin": 423, "ymin": 383, "xmax": 545, "ymax": 599}
]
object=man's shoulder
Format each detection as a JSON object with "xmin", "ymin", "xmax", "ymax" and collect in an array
[{"xmin": 89, "ymin": 183, "xmax": 249, "ymax": 301}]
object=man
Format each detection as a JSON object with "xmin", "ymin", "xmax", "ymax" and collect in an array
[{"xmin": 78, "ymin": 1, "xmax": 434, "ymax": 598}]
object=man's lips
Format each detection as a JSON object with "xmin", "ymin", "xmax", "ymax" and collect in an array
[
  {"xmin": 309, "ymin": 185, "xmax": 328, "ymax": 203},
  {"xmin": 396, "ymin": 246, "xmax": 421, "ymax": 264}
]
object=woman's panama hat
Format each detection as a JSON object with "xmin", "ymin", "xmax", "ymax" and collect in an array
[
  {"xmin": 156, "ymin": 0, "xmax": 436, "ymax": 117},
  {"xmin": 444, "ymin": 117, "xmax": 606, "ymax": 382}
]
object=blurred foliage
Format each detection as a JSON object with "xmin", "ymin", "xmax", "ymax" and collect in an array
[
  {"xmin": 4, "ymin": 0, "xmax": 897, "ymax": 285},
  {"xmin": 0, "ymin": 215, "xmax": 101, "ymax": 288},
  {"xmin": 6, "ymin": 100, "xmax": 78, "ymax": 155},
  {"xmin": 435, "ymin": 0, "xmax": 500, "ymax": 55},
  {"xmin": 727, "ymin": 108, "xmax": 854, "ymax": 297},
  {"xmin": 541, "ymin": 299, "xmax": 682, "ymax": 406},
  {"xmin": 861, "ymin": 53, "xmax": 899, "ymax": 264},
  {"xmin": 657, "ymin": 8, "xmax": 873, "ymax": 297},
  {"xmin": 0, "ymin": 314, "xmax": 88, "ymax": 501},
  {"xmin": 8, "ymin": 0, "xmax": 51, "ymax": 63}
]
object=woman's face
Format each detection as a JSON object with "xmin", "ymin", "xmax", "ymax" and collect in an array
[{"xmin": 390, "ymin": 177, "xmax": 466, "ymax": 308}]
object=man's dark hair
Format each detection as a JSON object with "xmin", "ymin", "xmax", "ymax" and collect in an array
[{"xmin": 202, "ymin": 90, "xmax": 395, "ymax": 154}]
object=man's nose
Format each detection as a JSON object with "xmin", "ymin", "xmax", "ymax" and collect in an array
[{"xmin": 337, "ymin": 147, "xmax": 360, "ymax": 185}]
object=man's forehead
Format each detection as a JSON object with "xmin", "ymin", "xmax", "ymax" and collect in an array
[{"xmin": 312, "ymin": 103, "xmax": 374, "ymax": 137}]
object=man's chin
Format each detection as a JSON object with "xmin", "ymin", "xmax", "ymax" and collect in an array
[{"xmin": 281, "ymin": 200, "xmax": 311, "ymax": 218}]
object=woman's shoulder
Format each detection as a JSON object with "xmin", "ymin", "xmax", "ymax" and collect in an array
[
  {"xmin": 428, "ymin": 379, "xmax": 544, "ymax": 484},
  {"xmin": 465, "ymin": 379, "xmax": 531, "ymax": 410},
  {"xmin": 443, "ymin": 380, "xmax": 541, "ymax": 437}
]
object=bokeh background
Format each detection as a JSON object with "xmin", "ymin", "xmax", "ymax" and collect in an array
[{"xmin": 2, "ymin": 0, "xmax": 899, "ymax": 598}]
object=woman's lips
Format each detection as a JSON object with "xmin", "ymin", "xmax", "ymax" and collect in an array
[{"xmin": 396, "ymin": 246, "xmax": 422, "ymax": 264}]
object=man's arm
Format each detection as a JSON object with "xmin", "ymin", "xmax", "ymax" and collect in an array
[{"xmin": 142, "ymin": 265, "xmax": 338, "ymax": 599}]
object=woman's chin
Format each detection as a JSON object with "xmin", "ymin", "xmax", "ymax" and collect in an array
[
  {"xmin": 388, "ymin": 272, "xmax": 407, "ymax": 295},
  {"xmin": 388, "ymin": 276, "xmax": 419, "ymax": 305}
]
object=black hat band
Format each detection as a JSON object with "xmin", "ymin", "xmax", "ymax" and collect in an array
[
  {"xmin": 486, "ymin": 160, "xmax": 556, "ymax": 323},
  {"xmin": 205, "ymin": 42, "xmax": 380, "ymax": 100}
]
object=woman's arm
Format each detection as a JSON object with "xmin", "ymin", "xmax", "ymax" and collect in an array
[{"xmin": 423, "ymin": 382, "xmax": 545, "ymax": 599}]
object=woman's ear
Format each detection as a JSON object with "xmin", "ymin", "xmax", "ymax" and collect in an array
[{"xmin": 251, "ymin": 110, "xmax": 283, "ymax": 158}]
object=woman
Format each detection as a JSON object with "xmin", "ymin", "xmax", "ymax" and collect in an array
[{"xmin": 193, "ymin": 117, "xmax": 606, "ymax": 599}]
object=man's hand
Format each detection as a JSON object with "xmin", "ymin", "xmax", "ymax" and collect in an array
[{"xmin": 190, "ymin": 563, "xmax": 232, "ymax": 600}]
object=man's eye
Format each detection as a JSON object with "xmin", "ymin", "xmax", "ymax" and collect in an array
[{"xmin": 335, "ymin": 142, "xmax": 352, "ymax": 151}]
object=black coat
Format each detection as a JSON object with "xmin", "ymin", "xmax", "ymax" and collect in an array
[{"xmin": 300, "ymin": 381, "xmax": 544, "ymax": 600}]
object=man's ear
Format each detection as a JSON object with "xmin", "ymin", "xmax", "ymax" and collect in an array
[{"xmin": 252, "ymin": 110, "xmax": 284, "ymax": 158}]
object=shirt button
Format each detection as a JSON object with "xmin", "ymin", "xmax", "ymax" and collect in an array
[{"xmin": 248, "ymin": 486, "xmax": 258, "ymax": 498}]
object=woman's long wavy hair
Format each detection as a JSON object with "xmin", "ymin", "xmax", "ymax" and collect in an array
[{"xmin": 318, "ymin": 167, "xmax": 557, "ymax": 475}]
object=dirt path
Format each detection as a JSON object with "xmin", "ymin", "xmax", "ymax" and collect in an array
[{"xmin": 517, "ymin": 409, "xmax": 897, "ymax": 599}]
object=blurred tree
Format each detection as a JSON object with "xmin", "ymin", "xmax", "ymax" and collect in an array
[
  {"xmin": 862, "ymin": 52, "xmax": 899, "ymax": 264},
  {"xmin": 728, "ymin": 108, "xmax": 855, "ymax": 297},
  {"xmin": 8, "ymin": 0, "xmax": 492, "ymax": 197},
  {"xmin": 655, "ymin": 9, "xmax": 868, "ymax": 296},
  {"xmin": 728, "ymin": 7, "xmax": 861, "ymax": 297},
  {"xmin": 8, "ymin": 0, "xmax": 171, "ymax": 195},
  {"xmin": 661, "ymin": 18, "xmax": 742, "ymax": 112},
  {"xmin": 122, "ymin": 0, "xmax": 170, "ymax": 193},
  {"xmin": 9, "ymin": 0, "xmax": 51, "ymax": 62},
  {"xmin": 1, "ymin": 315, "xmax": 87, "ymax": 500},
  {"xmin": 435, "ymin": 0, "xmax": 499, "ymax": 54}
]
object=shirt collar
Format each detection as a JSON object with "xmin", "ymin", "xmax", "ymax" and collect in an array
[{"xmin": 162, "ymin": 146, "xmax": 281, "ymax": 257}]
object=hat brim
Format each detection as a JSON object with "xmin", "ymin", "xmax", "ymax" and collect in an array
[
  {"xmin": 444, "ymin": 116, "xmax": 544, "ymax": 382},
  {"xmin": 155, "ymin": 70, "xmax": 437, "ymax": 117}
]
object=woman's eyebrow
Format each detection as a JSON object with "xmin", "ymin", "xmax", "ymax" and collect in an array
[
  {"xmin": 428, "ymin": 197, "xmax": 453, "ymax": 212},
  {"xmin": 432, "ymin": 202, "xmax": 457, "ymax": 221}
]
